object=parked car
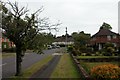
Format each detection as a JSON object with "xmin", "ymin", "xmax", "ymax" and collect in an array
[
  {"xmin": 56, "ymin": 46, "xmax": 60, "ymax": 48},
  {"xmin": 47, "ymin": 45, "xmax": 52, "ymax": 49}
]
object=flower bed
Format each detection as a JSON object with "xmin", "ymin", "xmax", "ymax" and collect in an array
[{"xmin": 91, "ymin": 64, "xmax": 120, "ymax": 79}]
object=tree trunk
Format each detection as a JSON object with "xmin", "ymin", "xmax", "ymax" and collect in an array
[{"xmin": 15, "ymin": 46, "xmax": 22, "ymax": 76}]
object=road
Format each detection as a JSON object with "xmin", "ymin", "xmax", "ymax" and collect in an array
[{"xmin": 2, "ymin": 48, "xmax": 61, "ymax": 78}]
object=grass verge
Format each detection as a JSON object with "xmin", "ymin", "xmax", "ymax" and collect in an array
[
  {"xmin": 0, "ymin": 53, "xmax": 16, "ymax": 58},
  {"xmin": 51, "ymin": 53, "xmax": 80, "ymax": 78},
  {"xmin": 11, "ymin": 55, "xmax": 53, "ymax": 79},
  {"xmin": 77, "ymin": 56, "xmax": 119, "ymax": 59}
]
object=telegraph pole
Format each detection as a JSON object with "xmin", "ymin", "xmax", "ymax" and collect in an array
[
  {"xmin": 65, "ymin": 27, "xmax": 67, "ymax": 52},
  {"xmin": 118, "ymin": 2, "xmax": 120, "ymax": 58}
]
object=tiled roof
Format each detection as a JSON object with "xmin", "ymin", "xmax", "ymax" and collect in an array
[
  {"xmin": 0, "ymin": 30, "xmax": 2, "ymax": 38},
  {"xmin": 92, "ymin": 28, "xmax": 119, "ymax": 38},
  {"xmin": 54, "ymin": 36, "xmax": 74, "ymax": 42}
]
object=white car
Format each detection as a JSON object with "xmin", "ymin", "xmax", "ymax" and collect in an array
[{"xmin": 47, "ymin": 45, "xmax": 52, "ymax": 49}]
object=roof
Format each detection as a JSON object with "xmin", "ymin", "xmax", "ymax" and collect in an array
[
  {"xmin": 54, "ymin": 35, "xmax": 74, "ymax": 42},
  {"xmin": 92, "ymin": 28, "xmax": 119, "ymax": 38},
  {"xmin": 0, "ymin": 30, "xmax": 2, "ymax": 38}
]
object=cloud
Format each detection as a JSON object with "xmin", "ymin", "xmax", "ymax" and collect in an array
[{"xmin": 3, "ymin": 0, "xmax": 119, "ymax": 36}]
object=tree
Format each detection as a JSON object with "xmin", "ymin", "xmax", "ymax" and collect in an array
[
  {"xmin": 1, "ymin": 1, "xmax": 60, "ymax": 76},
  {"xmin": 100, "ymin": 22, "xmax": 112, "ymax": 30},
  {"xmin": 72, "ymin": 31, "xmax": 90, "ymax": 47},
  {"xmin": 104, "ymin": 43, "xmax": 115, "ymax": 56},
  {"xmin": 72, "ymin": 31, "xmax": 91, "ymax": 53},
  {"xmin": 28, "ymin": 33, "xmax": 55, "ymax": 53}
]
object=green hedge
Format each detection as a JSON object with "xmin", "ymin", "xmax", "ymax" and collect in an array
[
  {"xmin": 2, "ymin": 42, "xmax": 9, "ymax": 48},
  {"xmin": 2, "ymin": 47, "xmax": 16, "ymax": 52}
]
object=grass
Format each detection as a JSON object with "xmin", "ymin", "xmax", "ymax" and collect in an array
[
  {"xmin": 80, "ymin": 61, "xmax": 120, "ymax": 74},
  {"xmin": 77, "ymin": 56, "xmax": 119, "ymax": 59},
  {"xmin": 77, "ymin": 55, "xmax": 120, "ymax": 74},
  {"xmin": 1, "ymin": 51, "xmax": 33, "ymax": 59},
  {"xmin": 11, "ymin": 55, "xmax": 53, "ymax": 79},
  {"xmin": 0, "ymin": 53, "xmax": 16, "ymax": 58},
  {"xmin": 51, "ymin": 53, "xmax": 80, "ymax": 78}
]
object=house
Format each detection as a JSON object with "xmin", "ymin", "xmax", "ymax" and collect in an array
[
  {"xmin": 2, "ymin": 36, "xmax": 15, "ymax": 48},
  {"xmin": 0, "ymin": 31, "xmax": 15, "ymax": 49},
  {"xmin": 0, "ymin": 32, "xmax": 2, "ymax": 49},
  {"xmin": 52, "ymin": 34, "xmax": 74, "ymax": 46},
  {"xmin": 90, "ymin": 27, "xmax": 120, "ymax": 51}
]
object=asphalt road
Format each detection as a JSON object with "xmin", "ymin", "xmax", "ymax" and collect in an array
[{"xmin": 2, "ymin": 48, "xmax": 61, "ymax": 78}]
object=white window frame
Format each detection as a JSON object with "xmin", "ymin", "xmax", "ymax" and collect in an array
[
  {"xmin": 113, "ymin": 35, "xmax": 116, "ymax": 39},
  {"xmin": 107, "ymin": 36, "xmax": 111, "ymax": 40}
]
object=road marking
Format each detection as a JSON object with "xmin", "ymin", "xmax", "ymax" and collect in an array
[
  {"xmin": 0, "ymin": 63, "xmax": 7, "ymax": 67},
  {"xmin": 52, "ymin": 53, "xmax": 63, "ymax": 55}
]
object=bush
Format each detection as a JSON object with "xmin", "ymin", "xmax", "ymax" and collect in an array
[
  {"xmin": 98, "ymin": 48, "xmax": 115, "ymax": 56},
  {"xmin": 81, "ymin": 53, "xmax": 87, "ymax": 56},
  {"xmin": 95, "ymin": 52, "xmax": 100, "ymax": 56},
  {"xmin": 79, "ymin": 46, "xmax": 92, "ymax": 53},
  {"xmin": 72, "ymin": 48, "xmax": 81, "ymax": 56},
  {"xmin": 91, "ymin": 64, "xmax": 120, "ymax": 79},
  {"xmin": 2, "ymin": 42, "xmax": 9, "ymax": 48},
  {"xmin": 85, "ymin": 53, "xmax": 92, "ymax": 56},
  {"xmin": 107, "ymin": 47, "xmax": 115, "ymax": 53},
  {"xmin": 67, "ymin": 45, "xmax": 73, "ymax": 52},
  {"xmin": 2, "ymin": 48, "xmax": 16, "ymax": 52},
  {"xmin": 67, "ymin": 45, "xmax": 82, "ymax": 56}
]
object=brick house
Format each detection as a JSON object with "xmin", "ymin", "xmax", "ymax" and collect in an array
[
  {"xmin": 0, "ymin": 29, "xmax": 15, "ymax": 49},
  {"xmin": 1, "ymin": 33, "xmax": 15, "ymax": 49},
  {"xmin": 0, "ymin": 32, "xmax": 1, "ymax": 49},
  {"xmin": 2, "ymin": 36, "xmax": 15, "ymax": 48},
  {"xmin": 90, "ymin": 27, "xmax": 120, "ymax": 51}
]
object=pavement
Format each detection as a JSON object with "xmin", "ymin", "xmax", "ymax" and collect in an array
[{"xmin": 30, "ymin": 55, "xmax": 61, "ymax": 79}]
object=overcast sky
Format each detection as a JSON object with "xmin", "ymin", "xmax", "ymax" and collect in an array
[{"xmin": 3, "ymin": 0, "xmax": 120, "ymax": 36}]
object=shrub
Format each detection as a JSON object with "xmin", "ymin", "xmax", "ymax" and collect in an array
[
  {"xmin": 67, "ymin": 45, "xmax": 73, "ymax": 52},
  {"xmin": 2, "ymin": 42, "xmax": 9, "ymax": 48},
  {"xmin": 107, "ymin": 47, "xmax": 115, "ymax": 53},
  {"xmin": 2, "ymin": 47, "xmax": 16, "ymax": 52},
  {"xmin": 91, "ymin": 64, "xmax": 120, "ymax": 79},
  {"xmin": 68, "ymin": 45, "xmax": 82, "ymax": 56},
  {"xmin": 72, "ymin": 48, "xmax": 81, "ymax": 56},
  {"xmin": 85, "ymin": 53, "xmax": 91, "ymax": 56},
  {"xmin": 81, "ymin": 53, "xmax": 87, "ymax": 56},
  {"xmin": 95, "ymin": 52, "xmax": 100, "ymax": 56}
]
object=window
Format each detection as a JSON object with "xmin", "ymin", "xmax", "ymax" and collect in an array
[
  {"xmin": 92, "ymin": 37, "xmax": 96, "ymax": 41},
  {"xmin": 113, "ymin": 43, "xmax": 117, "ymax": 47},
  {"xmin": 107, "ymin": 36, "xmax": 111, "ymax": 40},
  {"xmin": 113, "ymin": 35, "xmax": 116, "ymax": 39},
  {"xmin": 4, "ymin": 38, "xmax": 6, "ymax": 42},
  {"xmin": 4, "ymin": 44, "xmax": 6, "ymax": 48}
]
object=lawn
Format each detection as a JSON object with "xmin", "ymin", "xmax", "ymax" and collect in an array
[
  {"xmin": 78, "ymin": 55, "xmax": 120, "ymax": 74},
  {"xmin": 1, "ymin": 52, "xmax": 32, "ymax": 59},
  {"xmin": 0, "ymin": 53, "xmax": 16, "ymax": 58},
  {"xmin": 77, "ymin": 56, "xmax": 119, "ymax": 59},
  {"xmin": 51, "ymin": 53, "xmax": 81, "ymax": 78}
]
